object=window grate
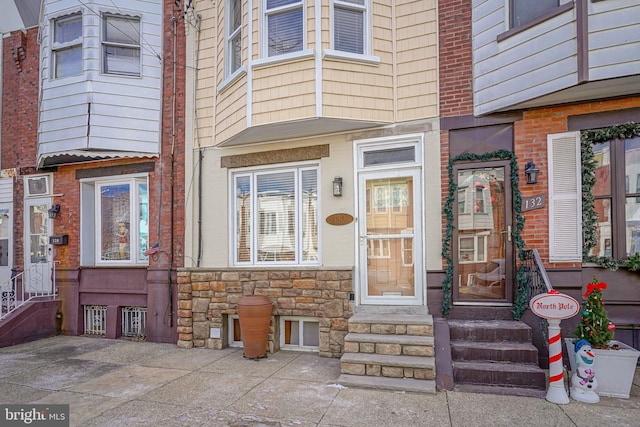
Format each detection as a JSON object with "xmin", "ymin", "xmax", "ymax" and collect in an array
[
  {"xmin": 84, "ymin": 305, "xmax": 107, "ymax": 335},
  {"xmin": 122, "ymin": 306, "xmax": 147, "ymax": 338}
]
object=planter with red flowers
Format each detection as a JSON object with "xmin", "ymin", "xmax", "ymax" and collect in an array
[{"xmin": 565, "ymin": 276, "xmax": 640, "ymax": 399}]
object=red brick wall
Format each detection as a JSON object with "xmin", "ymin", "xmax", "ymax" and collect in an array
[
  {"xmin": 1, "ymin": 28, "xmax": 41, "ymax": 267},
  {"xmin": 439, "ymin": 0, "xmax": 473, "ymax": 117},
  {"xmin": 516, "ymin": 97, "xmax": 640, "ymax": 267}
]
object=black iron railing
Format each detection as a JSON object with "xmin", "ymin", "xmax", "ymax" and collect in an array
[{"xmin": 522, "ymin": 249, "xmax": 553, "ymax": 347}]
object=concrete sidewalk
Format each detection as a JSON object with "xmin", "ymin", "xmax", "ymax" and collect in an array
[{"xmin": 0, "ymin": 336, "xmax": 638, "ymax": 426}]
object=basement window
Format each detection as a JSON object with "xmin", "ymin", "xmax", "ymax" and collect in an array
[{"xmin": 280, "ymin": 316, "xmax": 319, "ymax": 351}]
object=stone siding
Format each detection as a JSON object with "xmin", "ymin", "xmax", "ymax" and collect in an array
[{"xmin": 177, "ymin": 268, "xmax": 353, "ymax": 357}]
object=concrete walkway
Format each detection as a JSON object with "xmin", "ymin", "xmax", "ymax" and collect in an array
[{"xmin": 0, "ymin": 336, "xmax": 638, "ymax": 426}]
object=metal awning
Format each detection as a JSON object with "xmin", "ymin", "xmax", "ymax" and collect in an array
[{"xmin": 38, "ymin": 150, "xmax": 158, "ymax": 168}]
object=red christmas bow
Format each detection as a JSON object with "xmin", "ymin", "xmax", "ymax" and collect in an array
[{"xmin": 583, "ymin": 281, "xmax": 607, "ymax": 297}]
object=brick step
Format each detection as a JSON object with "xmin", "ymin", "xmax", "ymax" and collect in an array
[
  {"xmin": 348, "ymin": 313, "xmax": 434, "ymax": 336},
  {"xmin": 450, "ymin": 340, "xmax": 538, "ymax": 364},
  {"xmin": 344, "ymin": 333, "xmax": 434, "ymax": 357},
  {"xmin": 447, "ymin": 319, "xmax": 532, "ymax": 342},
  {"xmin": 337, "ymin": 374, "xmax": 436, "ymax": 394},
  {"xmin": 341, "ymin": 352, "xmax": 435, "ymax": 380},
  {"xmin": 452, "ymin": 361, "xmax": 546, "ymax": 389}
]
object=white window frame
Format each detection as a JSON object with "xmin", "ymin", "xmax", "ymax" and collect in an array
[
  {"xmin": 228, "ymin": 314, "xmax": 243, "ymax": 347},
  {"xmin": 51, "ymin": 12, "xmax": 83, "ymax": 79},
  {"xmin": 231, "ymin": 163, "xmax": 320, "ymax": 266},
  {"xmin": 367, "ymin": 238, "xmax": 390, "ymax": 259},
  {"xmin": 101, "ymin": 13, "xmax": 141, "ymax": 77},
  {"xmin": 262, "ymin": 0, "xmax": 305, "ymax": 58},
  {"xmin": 227, "ymin": 0, "xmax": 243, "ymax": 76},
  {"xmin": 279, "ymin": 316, "xmax": 319, "ymax": 351},
  {"xmin": 458, "ymin": 233, "xmax": 488, "ymax": 264},
  {"xmin": 331, "ymin": 0, "xmax": 368, "ymax": 55},
  {"xmin": 80, "ymin": 174, "xmax": 149, "ymax": 266}
]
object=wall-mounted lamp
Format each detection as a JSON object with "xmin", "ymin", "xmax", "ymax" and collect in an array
[
  {"xmin": 524, "ymin": 161, "xmax": 540, "ymax": 185},
  {"xmin": 48, "ymin": 204, "xmax": 60, "ymax": 219},
  {"xmin": 333, "ymin": 177, "xmax": 343, "ymax": 197}
]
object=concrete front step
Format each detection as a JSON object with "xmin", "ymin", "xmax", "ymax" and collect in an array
[
  {"xmin": 453, "ymin": 383, "xmax": 547, "ymax": 398},
  {"xmin": 448, "ymin": 319, "xmax": 532, "ymax": 342},
  {"xmin": 344, "ymin": 332, "xmax": 434, "ymax": 357},
  {"xmin": 341, "ymin": 352, "xmax": 435, "ymax": 380},
  {"xmin": 450, "ymin": 340, "xmax": 539, "ymax": 364},
  {"xmin": 349, "ymin": 313, "xmax": 434, "ymax": 326},
  {"xmin": 348, "ymin": 313, "xmax": 434, "ymax": 336},
  {"xmin": 452, "ymin": 361, "xmax": 546, "ymax": 389},
  {"xmin": 337, "ymin": 373, "xmax": 436, "ymax": 394}
]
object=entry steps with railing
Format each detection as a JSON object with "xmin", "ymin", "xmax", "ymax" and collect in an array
[{"xmin": 0, "ymin": 262, "xmax": 56, "ymax": 321}]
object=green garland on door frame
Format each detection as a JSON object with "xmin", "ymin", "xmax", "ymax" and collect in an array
[
  {"xmin": 581, "ymin": 122, "xmax": 640, "ymax": 270},
  {"xmin": 441, "ymin": 150, "xmax": 528, "ymax": 319}
]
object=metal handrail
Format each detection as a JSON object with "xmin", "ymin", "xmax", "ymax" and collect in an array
[
  {"xmin": 522, "ymin": 249, "xmax": 553, "ymax": 347},
  {"xmin": 0, "ymin": 262, "xmax": 57, "ymax": 321}
]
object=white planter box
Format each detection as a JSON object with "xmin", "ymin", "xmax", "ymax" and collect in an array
[{"xmin": 565, "ymin": 338, "xmax": 640, "ymax": 399}]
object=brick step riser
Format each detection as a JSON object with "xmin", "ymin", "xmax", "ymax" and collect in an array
[
  {"xmin": 341, "ymin": 363, "xmax": 435, "ymax": 381},
  {"xmin": 451, "ymin": 347, "xmax": 538, "ymax": 364},
  {"xmin": 453, "ymin": 368, "xmax": 546, "ymax": 389},
  {"xmin": 349, "ymin": 323, "xmax": 433, "ymax": 337},
  {"xmin": 448, "ymin": 328, "xmax": 531, "ymax": 343},
  {"xmin": 345, "ymin": 342, "xmax": 434, "ymax": 357}
]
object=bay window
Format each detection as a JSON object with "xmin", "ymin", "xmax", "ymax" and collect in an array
[
  {"xmin": 264, "ymin": 0, "xmax": 303, "ymax": 57},
  {"xmin": 102, "ymin": 14, "xmax": 141, "ymax": 76},
  {"xmin": 333, "ymin": 0, "xmax": 367, "ymax": 55},
  {"xmin": 233, "ymin": 165, "xmax": 319, "ymax": 265},
  {"xmin": 227, "ymin": 0, "xmax": 242, "ymax": 75},
  {"xmin": 81, "ymin": 176, "xmax": 149, "ymax": 265},
  {"xmin": 52, "ymin": 13, "xmax": 83, "ymax": 78}
]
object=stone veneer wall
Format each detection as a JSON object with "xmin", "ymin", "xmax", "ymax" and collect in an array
[{"xmin": 176, "ymin": 268, "xmax": 354, "ymax": 357}]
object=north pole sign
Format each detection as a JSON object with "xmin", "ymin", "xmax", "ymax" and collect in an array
[{"xmin": 530, "ymin": 290, "xmax": 579, "ymax": 320}]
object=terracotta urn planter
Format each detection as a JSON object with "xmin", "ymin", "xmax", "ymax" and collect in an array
[{"xmin": 237, "ymin": 295, "xmax": 273, "ymax": 359}]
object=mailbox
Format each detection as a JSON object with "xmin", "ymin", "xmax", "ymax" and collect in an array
[{"xmin": 49, "ymin": 235, "xmax": 68, "ymax": 245}]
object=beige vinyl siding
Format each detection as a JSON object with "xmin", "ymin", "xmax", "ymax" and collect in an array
[
  {"xmin": 396, "ymin": 1, "xmax": 438, "ymax": 121},
  {"xmin": 252, "ymin": 60, "xmax": 317, "ymax": 125},
  {"xmin": 194, "ymin": 3, "xmax": 219, "ymax": 146},
  {"xmin": 216, "ymin": 79, "xmax": 249, "ymax": 144}
]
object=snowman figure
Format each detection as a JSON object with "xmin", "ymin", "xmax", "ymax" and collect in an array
[{"xmin": 570, "ymin": 339, "xmax": 599, "ymax": 403}]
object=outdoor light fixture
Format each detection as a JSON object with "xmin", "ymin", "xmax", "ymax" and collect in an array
[
  {"xmin": 48, "ymin": 204, "xmax": 60, "ymax": 219},
  {"xmin": 524, "ymin": 161, "xmax": 540, "ymax": 185},
  {"xmin": 333, "ymin": 177, "xmax": 343, "ymax": 197}
]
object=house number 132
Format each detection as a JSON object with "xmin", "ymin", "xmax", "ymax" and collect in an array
[{"xmin": 522, "ymin": 194, "xmax": 546, "ymax": 212}]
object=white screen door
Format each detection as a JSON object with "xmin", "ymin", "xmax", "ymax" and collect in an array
[
  {"xmin": 24, "ymin": 198, "xmax": 53, "ymax": 294},
  {"xmin": 358, "ymin": 168, "xmax": 422, "ymax": 305}
]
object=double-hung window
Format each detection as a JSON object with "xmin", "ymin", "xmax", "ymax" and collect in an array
[
  {"xmin": 264, "ymin": 0, "xmax": 303, "ymax": 57},
  {"xmin": 227, "ymin": 0, "xmax": 242, "ymax": 75},
  {"xmin": 510, "ymin": 0, "xmax": 559, "ymax": 28},
  {"xmin": 102, "ymin": 14, "xmax": 141, "ymax": 76},
  {"xmin": 81, "ymin": 176, "xmax": 149, "ymax": 265},
  {"xmin": 332, "ymin": 0, "xmax": 367, "ymax": 55},
  {"xmin": 589, "ymin": 136, "xmax": 640, "ymax": 259},
  {"xmin": 52, "ymin": 13, "xmax": 83, "ymax": 78},
  {"xmin": 233, "ymin": 165, "xmax": 319, "ymax": 265}
]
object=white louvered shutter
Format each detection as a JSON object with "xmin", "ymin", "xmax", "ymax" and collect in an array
[{"xmin": 548, "ymin": 131, "xmax": 582, "ymax": 262}]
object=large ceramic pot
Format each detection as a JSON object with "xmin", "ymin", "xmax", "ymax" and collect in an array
[
  {"xmin": 238, "ymin": 295, "xmax": 273, "ymax": 359},
  {"xmin": 565, "ymin": 338, "xmax": 640, "ymax": 398}
]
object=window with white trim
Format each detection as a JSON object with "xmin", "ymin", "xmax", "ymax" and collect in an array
[
  {"xmin": 332, "ymin": 0, "xmax": 367, "ymax": 55},
  {"xmin": 264, "ymin": 0, "xmax": 304, "ymax": 57},
  {"xmin": 102, "ymin": 14, "xmax": 141, "ymax": 76},
  {"xmin": 80, "ymin": 176, "xmax": 149, "ymax": 265},
  {"xmin": 227, "ymin": 0, "xmax": 242, "ymax": 75},
  {"xmin": 233, "ymin": 165, "xmax": 319, "ymax": 265},
  {"xmin": 228, "ymin": 314, "xmax": 243, "ymax": 347},
  {"xmin": 52, "ymin": 13, "xmax": 83, "ymax": 78},
  {"xmin": 280, "ymin": 316, "xmax": 319, "ymax": 351}
]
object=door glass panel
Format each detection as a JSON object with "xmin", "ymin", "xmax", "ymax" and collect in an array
[
  {"xmin": 29, "ymin": 205, "xmax": 49, "ymax": 264},
  {"xmin": 0, "ymin": 209, "xmax": 9, "ymax": 267},
  {"xmin": 365, "ymin": 177, "xmax": 415, "ymax": 297},
  {"xmin": 457, "ymin": 168, "xmax": 506, "ymax": 300}
]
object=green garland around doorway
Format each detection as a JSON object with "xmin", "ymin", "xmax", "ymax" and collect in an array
[
  {"xmin": 581, "ymin": 122, "xmax": 640, "ymax": 270},
  {"xmin": 441, "ymin": 150, "xmax": 528, "ymax": 319}
]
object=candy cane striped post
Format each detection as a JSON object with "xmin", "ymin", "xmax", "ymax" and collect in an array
[{"xmin": 546, "ymin": 318, "xmax": 569, "ymax": 404}]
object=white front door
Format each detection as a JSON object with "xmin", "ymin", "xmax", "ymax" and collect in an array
[
  {"xmin": 24, "ymin": 198, "xmax": 53, "ymax": 294},
  {"xmin": 358, "ymin": 168, "xmax": 423, "ymax": 305},
  {"xmin": 0, "ymin": 203, "xmax": 12, "ymax": 288}
]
